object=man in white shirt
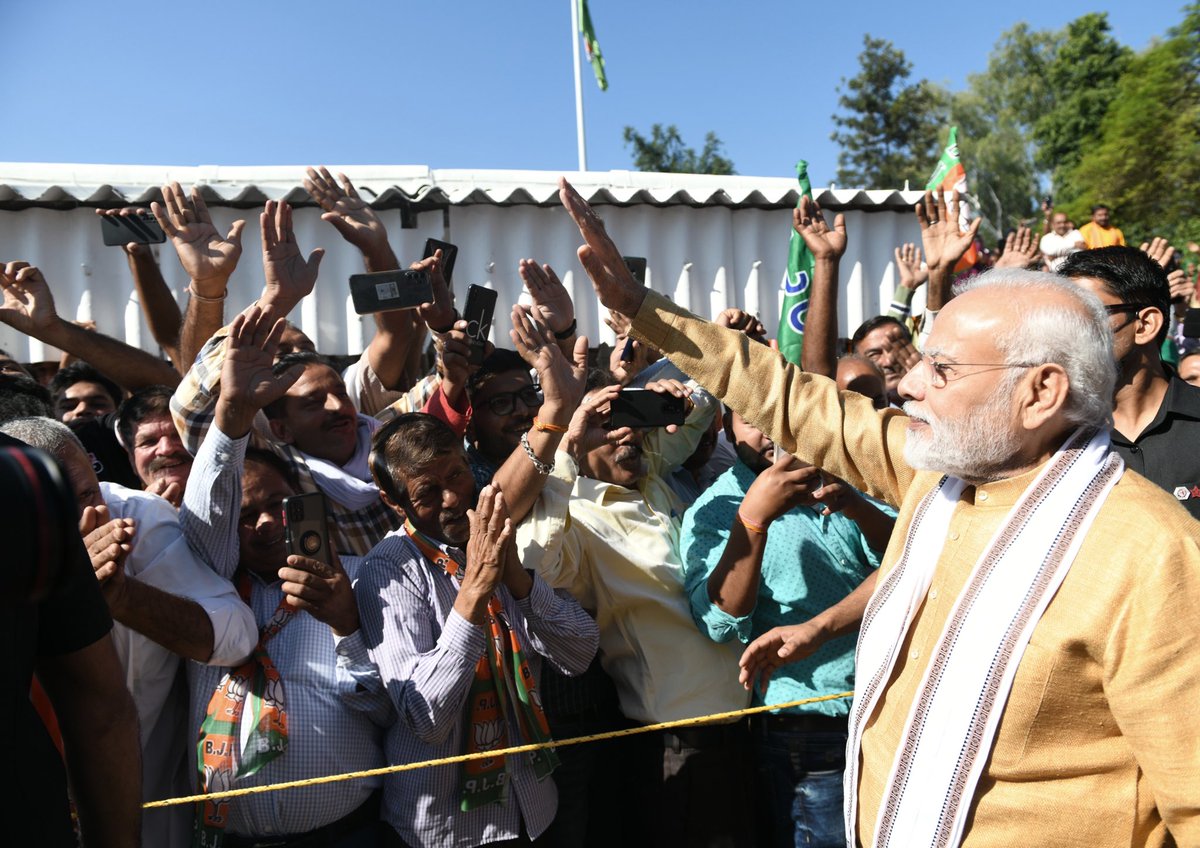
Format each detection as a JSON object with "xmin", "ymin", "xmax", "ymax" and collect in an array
[{"xmin": 1040, "ymin": 212, "xmax": 1087, "ymax": 272}]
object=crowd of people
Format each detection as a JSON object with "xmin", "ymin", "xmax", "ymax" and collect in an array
[{"xmin": 4, "ymin": 167, "xmax": 1199, "ymax": 848}]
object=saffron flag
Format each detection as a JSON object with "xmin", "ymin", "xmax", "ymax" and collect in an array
[
  {"xmin": 925, "ymin": 126, "xmax": 978, "ymax": 273},
  {"xmin": 778, "ymin": 161, "xmax": 814, "ymax": 366},
  {"xmin": 579, "ymin": 0, "xmax": 607, "ymax": 91}
]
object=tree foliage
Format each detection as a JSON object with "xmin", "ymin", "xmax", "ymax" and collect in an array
[
  {"xmin": 830, "ymin": 35, "xmax": 947, "ymax": 189},
  {"xmin": 622, "ymin": 124, "xmax": 735, "ymax": 175},
  {"xmin": 1060, "ymin": 4, "xmax": 1200, "ymax": 246}
]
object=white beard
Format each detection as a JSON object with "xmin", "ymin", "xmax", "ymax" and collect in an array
[{"xmin": 902, "ymin": 379, "xmax": 1025, "ymax": 484}]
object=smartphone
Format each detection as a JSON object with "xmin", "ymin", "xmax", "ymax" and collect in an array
[
  {"xmin": 464, "ymin": 284, "xmax": 498, "ymax": 365},
  {"xmin": 283, "ymin": 492, "xmax": 333, "ymax": 573},
  {"xmin": 623, "ymin": 256, "xmax": 648, "ymax": 286},
  {"xmin": 349, "ymin": 269, "xmax": 433, "ymax": 315},
  {"xmin": 609, "ymin": 388, "xmax": 686, "ymax": 430},
  {"xmin": 423, "ymin": 238, "xmax": 459, "ymax": 284},
  {"xmin": 1182, "ymin": 308, "xmax": 1200, "ymax": 339},
  {"xmin": 100, "ymin": 211, "xmax": 166, "ymax": 246}
]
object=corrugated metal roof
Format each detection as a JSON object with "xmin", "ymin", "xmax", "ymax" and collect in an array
[{"xmin": 0, "ymin": 162, "xmax": 926, "ymax": 212}]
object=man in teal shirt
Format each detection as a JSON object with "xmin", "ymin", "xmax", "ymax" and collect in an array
[{"xmin": 682, "ymin": 405, "xmax": 892, "ymax": 848}]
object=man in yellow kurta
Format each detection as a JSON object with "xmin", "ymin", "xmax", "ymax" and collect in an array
[{"xmin": 556, "ymin": 178, "xmax": 1200, "ymax": 848}]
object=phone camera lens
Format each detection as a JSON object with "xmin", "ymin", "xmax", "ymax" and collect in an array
[{"xmin": 300, "ymin": 531, "xmax": 321, "ymax": 555}]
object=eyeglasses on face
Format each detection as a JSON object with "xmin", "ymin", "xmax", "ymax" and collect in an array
[
  {"xmin": 483, "ymin": 384, "xmax": 542, "ymax": 416},
  {"xmin": 1102, "ymin": 302, "xmax": 1153, "ymax": 316},
  {"xmin": 919, "ymin": 356, "xmax": 1039, "ymax": 389}
]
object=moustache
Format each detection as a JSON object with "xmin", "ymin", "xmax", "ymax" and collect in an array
[{"xmin": 147, "ymin": 454, "xmax": 190, "ymax": 475}]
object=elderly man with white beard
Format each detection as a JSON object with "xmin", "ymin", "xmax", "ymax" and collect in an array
[{"xmin": 558, "ymin": 177, "xmax": 1200, "ymax": 848}]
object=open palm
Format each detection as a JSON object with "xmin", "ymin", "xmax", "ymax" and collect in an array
[{"xmin": 0, "ymin": 262, "xmax": 57, "ymax": 333}]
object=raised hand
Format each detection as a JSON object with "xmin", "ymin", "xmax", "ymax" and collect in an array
[
  {"xmin": 643, "ymin": 377, "xmax": 693, "ymax": 434},
  {"xmin": 303, "ymin": 167, "xmax": 390, "ymax": 260},
  {"xmin": 259, "ymin": 200, "xmax": 325, "ymax": 318},
  {"xmin": 1168, "ymin": 268, "xmax": 1192, "ymax": 306},
  {"xmin": 0, "ymin": 262, "xmax": 59, "ymax": 335},
  {"xmin": 994, "ymin": 226, "xmax": 1041, "ymax": 270},
  {"xmin": 893, "ymin": 243, "xmax": 928, "ymax": 290},
  {"xmin": 80, "ymin": 505, "xmax": 135, "ymax": 609},
  {"xmin": 740, "ymin": 448, "xmax": 823, "ymax": 526},
  {"xmin": 559, "ymin": 177, "xmax": 646, "ymax": 318},
  {"xmin": 915, "ymin": 190, "xmax": 981, "ymax": 276},
  {"xmin": 216, "ymin": 305, "xmax": 305, "ymax": 438},
  {"xmin": 519, "ymin": 259, "xmax": 576, "ymax": 338},
  {"xmin": 415, "ymin": 251, "xmax": 456, "ymax": 331},
  {"xmin": 146, "ymin": 479, "xmax": 183, "ymax": 508},
  {"xmin": 715, "ymin": 308, "xmax": 766, "ymax": 340},
  {"xmin": 738, "ymin": 621, "xmax": 827, "ymax": 696},
  {"xmin": 1140, "ymin": 236, "xmax": 1176, "ymax": 270},
  {"xmin": 510, "ymin": 304, "xmax": 588, "ymax": 426},
  {"xmin": 456, "ymin": 486, "xmax": 513, "ymax": 623},
  {"xmin": 279, "ymin": 544, "xmax": 360, "ymax": 637},
  {"xmin": 151, "ymin": 182, "xmax": 245, "ymax": 296},
  {"xmin": 792, "ymin": 195, "xmax": 847, "ymax": 261},
  {"xmin": 562, "ymin": 383, "xmax": 629, "ymax": 460}
]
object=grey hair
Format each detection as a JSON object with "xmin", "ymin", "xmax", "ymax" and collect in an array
[
  {"xmin": 0, "ymin": 415, "xmax": 88, "ymax": 462},
  {"xmin": 958, "ymin": 269, "xmax": 1115, "ymax": 430}
]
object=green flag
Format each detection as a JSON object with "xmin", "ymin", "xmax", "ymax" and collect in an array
[
  {"xmin": 778, "ymin": 161, "xmax": 814, "ymax": 366},
  {"xmin": 579, "ymin": 0, "xmax": 607, "ymax": 91}
]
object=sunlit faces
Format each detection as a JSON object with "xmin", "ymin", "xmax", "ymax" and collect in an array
[
  {"xmin": 897, "ymin": 293, "xmax": 1028, "ymax": 485},
  {"xmin": 855, "ymin": 322, "xmax": 913, "ymax": 400},
  {"xmin": 57, "ymin": 380, "xmax": 117, "ymax": 423},
  {"xmin": 269, "ymin": 364, "xmax": 359, "ymax": 466},
  {"xmin": 238, "ymin": 459, "xmax": 296, "ymax": 581},
  {"xmin": 470, "ymin": 370, "xmax": 539, "ymax": 464},
  {"xmin": 61, "ymin": 440, "xmax": 104, "ymax": 516},
  {"xmin": 399, "ymin": 451, "xmax": 476, "ymax": 546},
  {"xmin": 130, "ymin": 413, "xmax": 192, "ymax": 492}
]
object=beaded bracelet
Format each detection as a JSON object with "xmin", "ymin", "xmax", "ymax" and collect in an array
[{"xmin": 520, "ymin": 431, "xmax": 554, "ymax": 475}]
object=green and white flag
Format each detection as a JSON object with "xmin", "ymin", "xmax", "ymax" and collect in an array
[
  {"xmin": 579, "ymin": 0, "xmax": 607, "ymax": 91},
  {"xmin": 778, "ymin": 160, "xmax": 814, "ymax": 366}
]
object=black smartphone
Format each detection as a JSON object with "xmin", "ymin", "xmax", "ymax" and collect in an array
[
  {"xmin": 100, "ymin": 211, "xmax": 166, "ymax": 246},
  {"xmin": 349, "ymin": 269, "xmax": 433, "ymax": 315},
  {"xmin": 623, "ymin": 256, "xmax": 648, "ymax": 286},
  {"xmin": 1182, "ymin": 308, "xmax": 1200, "ymax": 339},
  {"xmin": 423, "ymin": 238, "xmax": 459, "ymax": 285},
  {"xmin": 464, "ymin": 284, "xmax": 498, "ymax": 365},
  {"xmin": 609, "ymin": 388, "xmax": 686, "ymax": 430},
  {"xmin": 283, "ymin": 492, "xmax": 333, "ymax": 573}
]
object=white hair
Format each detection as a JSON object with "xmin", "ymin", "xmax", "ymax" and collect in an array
[
  {"xmin": 0, "ymin": 416, "xmax": 87, "ymax": 462},
  {"xmin": 958, "ymin": 269, "xmax": 1115, "ymax": 430}
]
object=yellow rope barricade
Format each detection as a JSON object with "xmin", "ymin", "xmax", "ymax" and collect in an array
[{"xmin": 145, "ymin": 690, "xmax": 854, "ymax": 809}]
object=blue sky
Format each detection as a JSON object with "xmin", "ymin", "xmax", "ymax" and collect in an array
[{"xmin": 1, "ymin": 1, "xmax": 1185, "ymax": 186}]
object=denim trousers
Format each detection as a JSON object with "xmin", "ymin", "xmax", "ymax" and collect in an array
[{"xmin": 751, "ymin": 720, "xmax": 848, "ymax": 848}]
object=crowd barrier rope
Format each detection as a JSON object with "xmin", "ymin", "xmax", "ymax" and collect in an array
[{"xmin": 145, "ymin": 690, "xmax": 854, "ymax": 809}]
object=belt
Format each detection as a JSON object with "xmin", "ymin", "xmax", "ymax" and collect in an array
[
  {"xmin": 750, "ymin": 712, "xmax": 848, "ymax": 734},
  {"xmin": 225, "ymin": 790, "xmax": 381, "ymax": 848}
]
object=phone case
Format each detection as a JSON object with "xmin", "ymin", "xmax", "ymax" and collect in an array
[
  {"xmin": 423, "ymin": 238, "xmax": 459, "ymax": 284},
  {"xmin": 100, "ymin": 212, "xmax": 167, "ymax": 246},
  {"xmin": 609, "ymin": 389, "xmax": 686, "ymax": 429},
  {"xmin": 464, "ymin": 285, "xmax": 498, "ymax": 364},
  {"xmin": 349, "ymin": 270, "xmax": 433, "ymax": 315},
  {"xmin": 283, "ymin": 493, "xmax": 333, "ymax": 571}
]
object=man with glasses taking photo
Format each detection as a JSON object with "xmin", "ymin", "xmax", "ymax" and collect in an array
[{"xmin": 1060, "ymin": 245, "xmax": 1200, "ymax": 518}]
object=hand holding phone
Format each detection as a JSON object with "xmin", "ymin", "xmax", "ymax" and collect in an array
[
  {"xmin": 283, "ymin": 492, "xmax": 333, "ymax": 572},
  {"xmin": 609, "ymin": 387, "xmax": 686, "ymax": 430},
  {"xmin": 423, "ymin": 238, "xmax": 458, "ymax": 284},
  {"xmin": 100, "ymin": 210, "xmax": 167, "ymax": 246}
]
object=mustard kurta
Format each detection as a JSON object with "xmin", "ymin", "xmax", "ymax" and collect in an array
[{"xmin": 631, "ymin": 289, "xmax": 1200, "ymax": 847}]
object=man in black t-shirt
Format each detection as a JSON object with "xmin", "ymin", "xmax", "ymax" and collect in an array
[{"xmin": 2, "ymin": 433, "xmax": 142, "ymax": 847}]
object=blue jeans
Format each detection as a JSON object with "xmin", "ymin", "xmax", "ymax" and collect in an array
[{"xmin": 752, "ymin": 721, "xmax": 848, "ymax": 848}]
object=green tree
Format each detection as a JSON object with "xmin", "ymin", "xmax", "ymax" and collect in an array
[
  {"xmin": 1033, "ymin": 13, "xmax": 1131, "ymax": 186},
  {"xmin": 1060, "ymin": 3, "xmax": 1200, "ymax": 246},
  {"xmin": 622, "ymin": 124, "xmax": 735, "ymax": 175},
  {"xmin": 830, "ymin": 35, "xmax": 947, "ymax": 189},
  {"xmin": 945, "ymin": 23, "xmax": 1060, "ymax": 238}
]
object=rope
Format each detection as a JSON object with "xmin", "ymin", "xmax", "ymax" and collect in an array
[{"xmin": 144, "ymin": 690, "xmax": 853, "ymax": 809}]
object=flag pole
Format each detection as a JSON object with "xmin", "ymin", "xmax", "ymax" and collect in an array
[{"xmin": 570, "ymin": 0, "xmax": 588, "ymax": 171}]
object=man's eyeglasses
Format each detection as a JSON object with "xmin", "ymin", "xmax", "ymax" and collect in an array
[
  {"xmin": 483, "ymin": 385, "xmax": 542, "ymax": 416},
  {"xmin": 919, "ymin": 356, "xmax": 1039, "ymax": 389},
  {"xmin": 1102, "ymin": 303, "xmax": 1153, "ymax": 316}
]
